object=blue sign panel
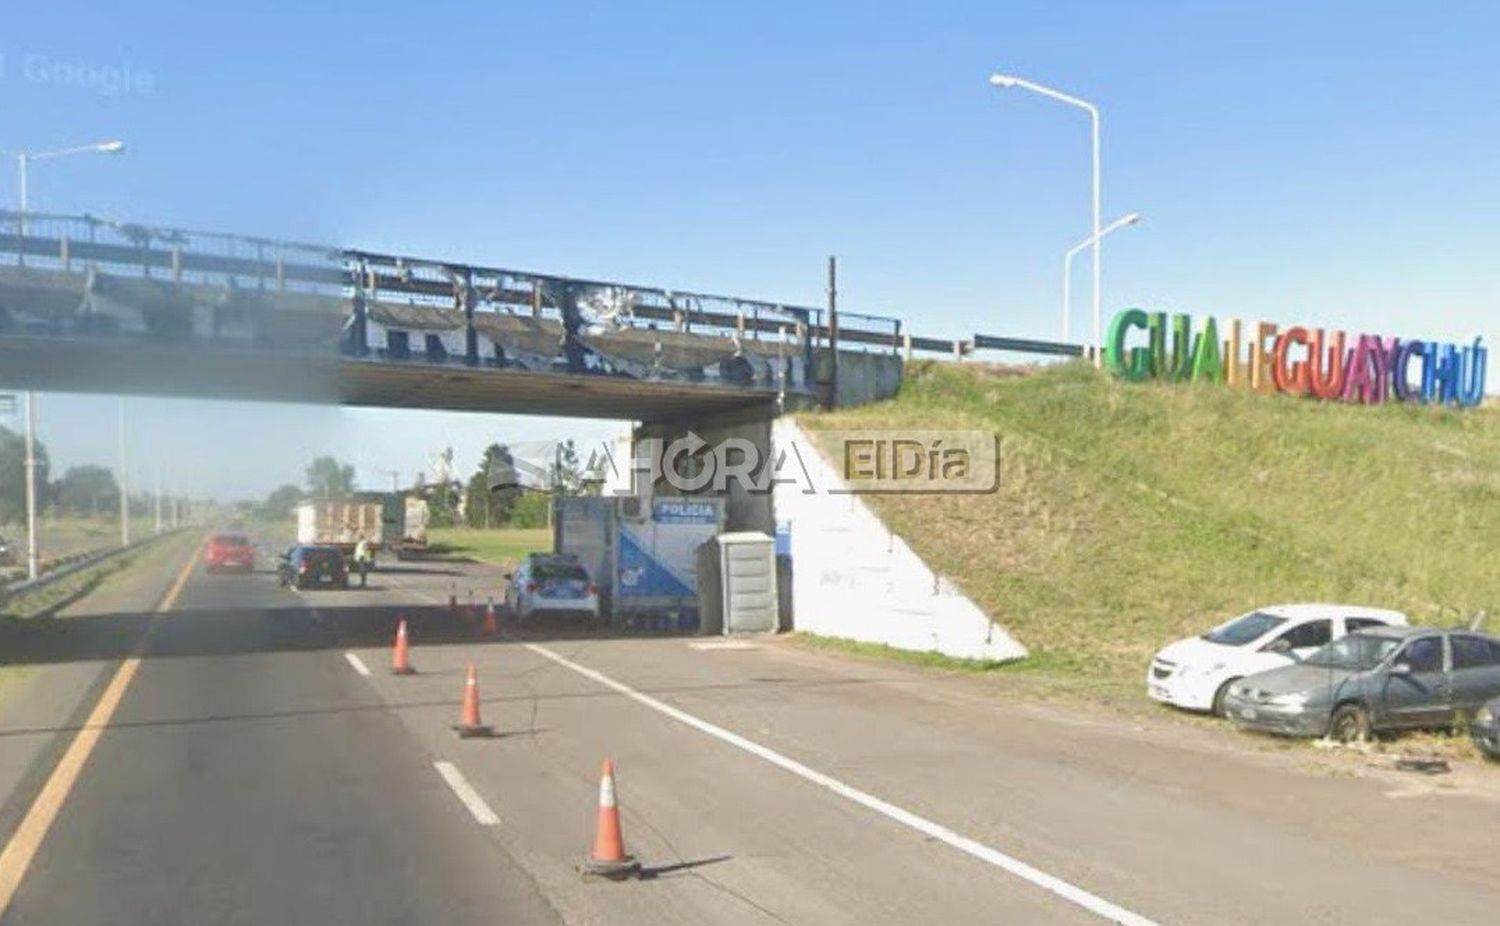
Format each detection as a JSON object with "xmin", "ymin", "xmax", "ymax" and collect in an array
[{"xmin": 651, "ymin": 499, "xmax": 719, "ymax": 525}]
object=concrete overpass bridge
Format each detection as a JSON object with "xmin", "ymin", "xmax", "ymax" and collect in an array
[{"xmin": 0, "ymin": 211, "xmax": 909, "ymax": 423}]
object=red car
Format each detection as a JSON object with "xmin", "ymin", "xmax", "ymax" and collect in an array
[{"xmin": 205, "ymin": 534, "xmax": 255, "ymax": 573}]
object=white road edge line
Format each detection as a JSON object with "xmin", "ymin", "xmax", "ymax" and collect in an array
[
  {"xmin": 343, "ymin": 652, "xmax": 372, "ymax": 677},
  {"xmin": 523, "ymin": 642, "xmax": 1157, "ymax": 926},
  {"xmin": 433, "ymin": 761, "xmax": 500, "ymax": 826}
]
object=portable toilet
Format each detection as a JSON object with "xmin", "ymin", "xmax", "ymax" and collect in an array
[{"xmin": 699, "ymin": 532, "xmax": 778, "ymax": 635}]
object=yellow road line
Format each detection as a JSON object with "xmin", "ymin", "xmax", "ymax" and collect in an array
[{"xmin": 0, "ymin": 533, "xmax": 204, "ymax": 914}]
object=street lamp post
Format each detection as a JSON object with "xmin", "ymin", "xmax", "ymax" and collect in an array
[
  {"xmin": 5, "ymin": 140, "xmax": 126, "ymax": 561},
  {"xmin": 14, "ymin": 139, "xmax": 126, "ymax": 213},
  {"xmin": 988, "ymin": 73, "xmax": 1103, "ymax": 364},
  {"xmin": 1063, "ymin": 212, "xmax": 1141, "ymax": 343},
  {"xmin": 118, "ymin": 397, "xmax": 130, "ymax": 547},
  {"xmin": 22, "ymin": 394, "xmax": 39, "ymax": 580}
]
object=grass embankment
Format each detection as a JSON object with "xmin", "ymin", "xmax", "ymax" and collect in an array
[
  {"xmin": 424, "ymin": 527, "xmax": 551, "ymax": 569},
  {"xmin": 798, "ymin": 361, "xmax": 1500, "ymax": 701}
]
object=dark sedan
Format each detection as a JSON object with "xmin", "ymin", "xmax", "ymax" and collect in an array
[
  {"xmin": 277, "ymin": 545, "xmax": 350, "ymax": 590},
  {"xmin": 1224, "ymin": 626, "xmax": 1500, "ymax": 742}
]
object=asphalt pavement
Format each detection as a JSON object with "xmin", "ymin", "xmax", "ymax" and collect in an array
[{"xmin": 0, "ymin": 541, "xmax": 1498, "ymax": 925}]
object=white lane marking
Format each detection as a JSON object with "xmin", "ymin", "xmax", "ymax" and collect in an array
[
  {"xmin": 343, "ymin": 652, "xmax": 372, "ymax": 677},
  {"xmin": 524, "ymin": 642, "xmax": 1157, "ymax": 926},
  {"xmin": 433, "ymin": 761, "xmax": 500, "ymax": 826},
  {"xmin": 688, "ymin": 640, "xmax": 760, "ymax": 651}
]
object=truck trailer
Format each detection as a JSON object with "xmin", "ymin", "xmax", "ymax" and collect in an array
[{"xmin": 296, "ymin": 498, "xmax": 388, "ymax": 555}]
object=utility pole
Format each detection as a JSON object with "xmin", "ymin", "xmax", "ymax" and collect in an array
[
  {"xmin": 23, "ymin": 392, "xmax": 39, "ymax": 580},
  {"xmin": 118, "ymin": 397, "xmax": 130, "ymax": 546},
  {"xmin": 154, "ymin": 466, "xmax": 163, "ymax": 534}
]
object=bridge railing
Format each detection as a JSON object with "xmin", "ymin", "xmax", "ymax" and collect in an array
[
  {"xmin": 1, "ymin": 210, "xmax": 1088, "ymax": 390},
  {"xmin": 0, "ymin": 210, "xmax": 912, "ymax": 353},
  {"xmin": 0, "ymin": 210, "xmax": 344, "ymax": 293}
]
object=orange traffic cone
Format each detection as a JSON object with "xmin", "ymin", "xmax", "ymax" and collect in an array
[
  {"xmin": 391, "ymin": 617, "xmax": 416, "ymax": 675},
  {"xmin": 482, "ymin": 598, "xmax": 498, "ymax": 635},
  {"xmin": 583, "ymin": 759, "xmax": 640, "ymax": 879},
  {"xmin": 451, "ymin": 664, "xmax": 493, "ymax": 738}
]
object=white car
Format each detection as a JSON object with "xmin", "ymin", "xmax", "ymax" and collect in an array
[
  {"xmin": 504, "ymin": 554, "xmax": 601, "ymax": 624},
  {"xmin": 1148, "ymin": 604, "xmax": 1408, "ymax": 715}
]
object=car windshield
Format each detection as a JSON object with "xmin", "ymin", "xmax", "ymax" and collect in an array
[
  {"xmin": 1304, "ymin": 634, "xmax": 1402, "ymax": 670},
  {"xmin": 1202, "ymin": 611, "xmax": 1287, "ymax": 646}
]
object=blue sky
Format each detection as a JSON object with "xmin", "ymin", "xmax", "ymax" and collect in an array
[{"xmin": 4, "ymin": 1, "xmax": 1497, "ymax": 498}]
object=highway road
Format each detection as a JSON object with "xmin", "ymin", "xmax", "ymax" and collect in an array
[{"xmin": 0, "ymin": 537, "xmax": 1499, "ymax": 924}]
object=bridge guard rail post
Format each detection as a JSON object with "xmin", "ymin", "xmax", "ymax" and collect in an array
[{"xmin": 462, "ymin": 267, "xmax": 478, "ymax": 366}]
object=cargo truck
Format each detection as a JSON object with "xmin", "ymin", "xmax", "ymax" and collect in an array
[
  {"xmin": 397, "ymin": 497, "xmax": 430, "ymax": 559},
  {"xmin": 296, "ymin": 499, "xmax": 387, "ymax": 555}
]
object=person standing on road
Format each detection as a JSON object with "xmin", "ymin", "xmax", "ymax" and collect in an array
[{"xmin": 353, "ymin": 535, "xmax": 372, "ymax": 588}]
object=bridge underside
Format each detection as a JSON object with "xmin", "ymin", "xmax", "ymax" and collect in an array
[
  {"xmin": 339, "ymin": 358, "xmax": 779, "ymax": 421},
  {"xmin": 0, "ymin": 336, "xmax": 780, "ymax": 422}
]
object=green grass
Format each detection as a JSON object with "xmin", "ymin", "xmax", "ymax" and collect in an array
[
  {"xmin": 798, "ymin": 360, "xmax": 1500, "ymax": 696},
  {"xmin": 424, "ymin": 527, "xmax": 551, "ymax": 568}
]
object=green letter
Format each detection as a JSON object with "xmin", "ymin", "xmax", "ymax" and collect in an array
[
  {"xmin": 1191, "ymin": 316, "xmax": 1223, "ymax": 382},
  {"xmin": 1106, "ymin": 309, "xmax": 1152, "ymax": 381},
  {"xmin": 1167, "ymin": 313, "xmax": 1195, "ymax": 380}
]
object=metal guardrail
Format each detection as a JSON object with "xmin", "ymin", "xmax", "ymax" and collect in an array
[
  {"xmin": 971, "ymin": 333, "xmax": 1085, "ymax": 358},
  {"xmin": 0, "ymin": 532, "xmax": 173, "ymax": 613}
]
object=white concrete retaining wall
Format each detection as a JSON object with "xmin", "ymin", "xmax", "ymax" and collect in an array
[{"xmin": 772, "ymin": 419, "xmax": 1027, "ymax": 662}]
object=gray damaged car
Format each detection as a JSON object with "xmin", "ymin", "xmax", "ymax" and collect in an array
[
  {"xmin": 1472, "ymin": 695, "xmax": 1500, "ymax": 760},
  {"xmin": 1222, "ymin": 626, "xmax": 1500, "ymax": 742}
]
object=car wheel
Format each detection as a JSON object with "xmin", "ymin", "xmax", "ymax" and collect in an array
[
  {"xmin": 1328, "ymin": 703, "xmax": 1371, "ymax": 743},
  {"xmin": 1211, "ymin": 678, "xmax": 1240, "ymax": 718}
]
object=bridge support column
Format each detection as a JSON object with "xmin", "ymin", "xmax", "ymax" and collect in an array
[{"xmin": 632, "ymin": 405, "xmax": 777, "ymax": 535}]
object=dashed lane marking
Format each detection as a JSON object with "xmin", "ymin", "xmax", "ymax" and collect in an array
[{"xmin": 433, "ymin": 761, "xmax": 500, "ymax": 826}]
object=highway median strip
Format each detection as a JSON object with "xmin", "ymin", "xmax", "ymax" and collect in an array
[{"xmin": 0, "ymin": 534, "xmax": 203, "ymax": 917}]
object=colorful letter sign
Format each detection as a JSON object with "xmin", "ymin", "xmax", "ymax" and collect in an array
[{"xmin": 1105, "ymin": 310, "xmax": 1487, "ymax": 408}]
